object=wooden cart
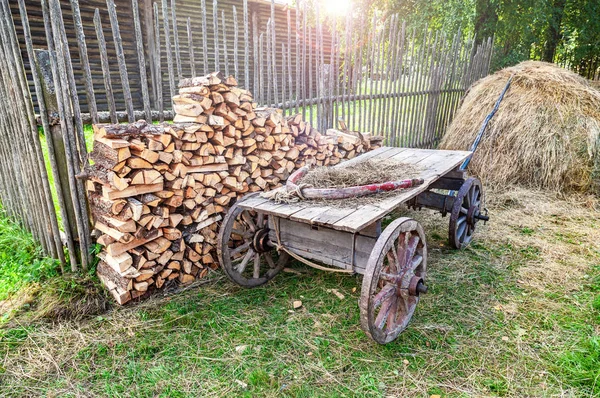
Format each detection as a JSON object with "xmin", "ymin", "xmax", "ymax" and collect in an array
[{"xmin": 217, "ymin": 147, "xmax": 488, "ymax": 344}]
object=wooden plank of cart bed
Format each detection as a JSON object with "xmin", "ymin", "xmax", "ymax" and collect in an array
[
  {"xmin": 236, "ymin": 195, "xmax": 272, "ymax": 210},
  {"xmin": 235, "ymin": 194, "xmax": 308, "ymax": 218},
  {"xmin": 330, "ymin": 148, "xmax": 440, "ymax": 231},
  {"xmin": 288, "ymin": 148, "xmax": 434, "ymax": 227},
  {"xmin": 332, "ymin": 150, "xmax": 472, "ymax": 232},
  {"xmin": 239, "ymin": 147, "xmax": 404, "ymax": 221},
  {"xmin": 239, "ymin": 147, "xmax": 450, "ymax": 223}
]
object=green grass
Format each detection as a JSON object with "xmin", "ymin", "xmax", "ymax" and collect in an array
[
  {"xmin": 0, "ymin": 188, "xmax": 599, "ymax": 396},
  {"xmin": 0, "ymin": 209, "xmax": 58, "ymax": 302}
]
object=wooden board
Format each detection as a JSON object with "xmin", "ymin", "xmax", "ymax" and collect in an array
[
  {"xmin": 238, "ymin": 147, "xmax": 472, "ymax": 233},
  {"xmin": 268, "ymin": 217, "xmax": 377, "ymax": 273}
]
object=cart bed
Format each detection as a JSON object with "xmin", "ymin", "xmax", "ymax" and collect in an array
[{"xmin": 238, "ymin": 147, "xmax": 471, "ymax": 233}]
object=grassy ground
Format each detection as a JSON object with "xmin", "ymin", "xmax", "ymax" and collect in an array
[
  {"xmin": 0, "ymin": 210, "xmax": 58, "ymax": 303},
  {"xmin": 0, "ymin": 187, "xmax": 598, "ymax": 397}
]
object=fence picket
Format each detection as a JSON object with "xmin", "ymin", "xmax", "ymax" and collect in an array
[
  {"xmin": 132, "ymin": 0, "xmax": 151, "ymax": 122},
  {"xmin": 171, "ymin": 0, "xmax": 182, "ymax": 81},
  {"xmin": 161, "ymin": 0, "xmax": 175, "ymax": 103},
  {"xmin": 187, "ymin": 17, "xmax": 196, "ymax": 77},
  {"xmin": 222, "ymin": 11, "xmax": 229, "ymax": 76},
  {"xmin": 94, "ymin": 9, "xmax": 117, "ymax": 123},
  {"xmin": 70, "ymin": 0, "xmax": 98, "ymax": 124},
  {"xmin": 153, "ymin": 3, "xmax": 164, "ymax": 121},
  {"xmin": 107, "ymin": 0, "xmax": 134, "ymax": 122}
]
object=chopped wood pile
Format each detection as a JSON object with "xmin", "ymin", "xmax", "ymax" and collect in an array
[{"xmin": 87, "ymin": 72, "xmax": 382, "ymax": 304}]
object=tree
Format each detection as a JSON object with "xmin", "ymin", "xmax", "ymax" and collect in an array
[
  {"xmin": 474, "ymin": 0, "xmax": 498, "ymax": 43},
  {"xmin": 371, "ymin": 0, "xmax": 600, "ymax": 76},
  {"xmin": 542, "ymin": 0, "xmax": 567, "ymax": 62}
]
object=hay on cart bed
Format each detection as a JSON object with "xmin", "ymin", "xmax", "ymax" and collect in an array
[{"xmin": 264, "ymin": 159, "xmax": 423, "ymax": 206}]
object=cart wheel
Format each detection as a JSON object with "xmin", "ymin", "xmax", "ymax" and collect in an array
[
  {"xmin": 217, "ymin": 196, "xmax": 289, "ymax": 288},
  {"xmin": 360, "ymin": 218, "xmax": 427, "ymax": 344},
  {"xmin": 449, "ymin": 177, "xmax": 484, "ymax": 250}
]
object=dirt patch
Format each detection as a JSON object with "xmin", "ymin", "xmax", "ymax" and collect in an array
[{"xmin": 1, "ymin": 276, "xmax": 110, "ymax": 327}]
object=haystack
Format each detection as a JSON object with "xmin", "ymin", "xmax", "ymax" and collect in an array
[{"xmin": 440, "ymin": 61, "xmax": 600, "ymax": 193}]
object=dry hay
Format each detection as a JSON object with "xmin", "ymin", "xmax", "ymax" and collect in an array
[
  {"xmin": 265, "ymin": 159, "xmax": 422, "ymax": 207},
  {"xmin": 300, "ymin": 159, "xmax": 421, "ymax": 189},
  {"xmin": 440, "ymin": 61, "xmax": 600, "ymax": 194}
]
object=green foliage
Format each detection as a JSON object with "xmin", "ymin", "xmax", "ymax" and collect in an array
[
  {"xmin": 559, "ymin": 0, "xmax": 600, "ymax": 77},
  {"xmin": 374, "ymin": 0, "xmax": 600, "ymax": 75},
  {"xmin": 0, "ymin": 209, "xmax": 58, "ymax": 301}
]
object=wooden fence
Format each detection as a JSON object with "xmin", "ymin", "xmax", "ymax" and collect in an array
[{"xmin": 0, "ymin": 0, "xmax": 492, "ymax": 270}]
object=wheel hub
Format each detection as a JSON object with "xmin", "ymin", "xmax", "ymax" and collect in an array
[
  {"xmin": 252, "ymin": 228, "xmax": 272, "ymax": 253},
  {"xmin": 467, "ymin": 205, "xmax": 479, "ymax": 226},
  {"xmin": 408, "ymin": 276, "xmax": 428, "ymax": 296}
]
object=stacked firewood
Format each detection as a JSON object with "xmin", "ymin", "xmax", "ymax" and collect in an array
[
  {"xmin": 89, "ymin": 72, "xmax": 382, "ymax": 304},
  {"xmin": 287, "ymin": 114, "xmax": 384, "ymax": 167}
]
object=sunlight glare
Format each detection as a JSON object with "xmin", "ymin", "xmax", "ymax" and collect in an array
[{"xmin": 323, "ymin": 0, "xmax": 351, "ymax": 17}]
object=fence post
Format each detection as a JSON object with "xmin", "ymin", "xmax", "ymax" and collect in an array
[
  {"xmin": 34, "ymin": 49, "xmax": 79, "ymax": 252},
  {"xmin": 318, "ymin": 63, "xmax": 333, "ymax": 132},
  {"xmin": 141, "ymin": 0, "xmax": 157, "ymax": 109}
]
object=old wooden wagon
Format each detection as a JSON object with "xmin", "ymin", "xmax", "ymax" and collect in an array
[{"xmin": 217, "ymin": 146, "xmax": 488, "ymax": 344}]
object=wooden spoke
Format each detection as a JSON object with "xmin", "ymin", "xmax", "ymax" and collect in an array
[
  {"xmin": 218, "ymin": 198, "xmax": 289, "ymax": 288},
  {"xmin": 385, "ymin": 299, "xmax": 399, "ymax": 332},
  {"xmin": 264, "ymin": 253, "xmax": 276, "ymax": 269},
  {"xmin": 253, "ymin": 253, "xmax": 261, "ymax": 278},
  {"xmin": 230, "ymin": 241, "xmax": 251, "ymax": 258},
  {"xmin": 231, "ymin": 228, "xmax": 253, "ymax": 238},
  {"xmin": 457, "ymin": 221, "xmax": 467, "ymax": 242},
  {"xmin": 409, "ymin": 254, "xmax": 423, "ymax": 273},
  {"xmin": 396, "ymin": 292, "xmax": 411, "ymax": 321},
  {"xmin": 241, "ymin": 211, "xmax": 257, "ymax": 232},
  {"xmin": 402, "ymin": 235, "xmax": 419, "ymax": 270},
  {"xmin": 236, "ymin": 249, "xmax": 254, "ymax": 273},
  {"xmin": 257, "ymin": 212, "xmax": 265, "ymax": 228},
  {"xmin": 373, "ymin": 284, "xmax": 396, "ymax": 307},
  {"xmin": 379, "ymin": 272, "xmax": 401, "ymax": 283},
  {"xmin": 395, "ymin": 232, "xmax": 407, "ymax": 272},
  {"xmin": 386, "ymin": 249, "xmax": 399, "ymax": 273},
  {"xmin": 375, "ymin": 299, "xmax": 393, "ymax": 329}
]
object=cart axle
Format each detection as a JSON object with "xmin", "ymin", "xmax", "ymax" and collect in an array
[{"xmin": 408, "ymin": 276, "xmax": 428, "ymax": 296}]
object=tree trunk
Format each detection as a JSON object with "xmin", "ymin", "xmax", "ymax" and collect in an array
[
  {"xmin": 542, "ymin": 0, "xmax": 567, "ymax": 62},
  {"xmin": 474, "ymin": 0, "xmax": 498, "ymax": 44}
]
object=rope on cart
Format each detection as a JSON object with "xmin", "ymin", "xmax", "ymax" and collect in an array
[{"xmin": 273, "ymin": 219, "xmax": 354, "ymax": 274}]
